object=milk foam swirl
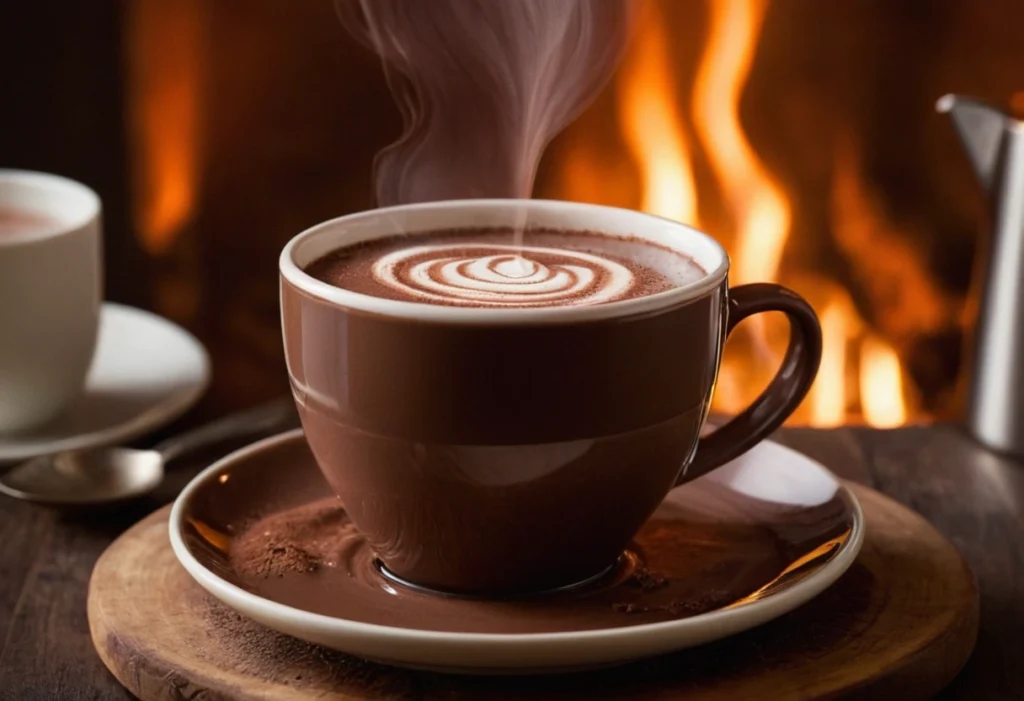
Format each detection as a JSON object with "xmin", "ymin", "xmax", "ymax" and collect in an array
[{"xmin": 372, "ymin": 244, "xmax": 635, "ymax": 307}]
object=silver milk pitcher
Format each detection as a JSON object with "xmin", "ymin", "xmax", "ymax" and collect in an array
[{"xmin": 939, "ymin": 94, "xmax": 1024, "ymax": 456}]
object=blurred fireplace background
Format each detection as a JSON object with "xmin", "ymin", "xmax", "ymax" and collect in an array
[{"xmin": 2, "ymin": 0, "xmax": 1021, "ymax": 425}]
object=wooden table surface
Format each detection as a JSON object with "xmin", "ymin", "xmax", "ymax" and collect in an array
[{"xmin": 1, "ymin": 421, "xmax": 1022, "ymax": 700}]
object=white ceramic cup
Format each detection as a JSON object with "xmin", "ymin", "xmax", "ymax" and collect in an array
[{"xmin": 0, "ymin": 170, "xmax": 102, "ymax": 432}]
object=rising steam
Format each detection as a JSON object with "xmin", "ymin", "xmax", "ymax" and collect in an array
[{"xmin": 337, "ymin": 0, "xmax": 634, "ymax": 206}]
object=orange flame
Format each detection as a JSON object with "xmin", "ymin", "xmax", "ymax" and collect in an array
[
  {"xmin": 617, "ymin": 0, "xmax": 699, "ymax": 225},
  {"xmin": 810, "ymin": 299, "xmax": 849, "ymax": 427},
  {"xmin": 554, "ymin": 0, "xmax": 928, "ymax": 427},
  {"xmin": 126, "ymin": 0, "xmax": 205, "ymax": 255},
  {"xmin": 693, "ymin": 0, "xmax": 790, "ymax": 284},
  {"xmin": 691, "ymin": 0, "xmax": 792, "ymax": 422},
  {"xmin": 860, "ymin": 336, "xmax": 907, "ymax": 427}
]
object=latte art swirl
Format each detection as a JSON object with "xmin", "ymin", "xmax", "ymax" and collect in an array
[{"xmin": 372, "ymin": 244, "xmax": 635, "ymax": 307}]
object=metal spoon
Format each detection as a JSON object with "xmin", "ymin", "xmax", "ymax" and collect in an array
[{"xmin": 0, "ymin": 398, "xmax": 298, "ymax": 506}]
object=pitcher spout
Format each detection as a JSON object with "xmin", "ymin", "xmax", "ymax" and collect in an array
[{"xmin": 937, "ymin": 94, "xmax": 1010, "ymax": 193}]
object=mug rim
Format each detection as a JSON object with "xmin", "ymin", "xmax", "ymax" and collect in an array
[
  {"xmin": 280, "ymin": 199, "xmax": 730, "ymax": 324},
  {"xmin": 0, "ymin": 169, "xmax": 101, "ymax": 247}
]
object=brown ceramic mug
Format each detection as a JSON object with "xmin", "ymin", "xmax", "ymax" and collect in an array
[{"xmin": 280, "ymin": 200, "xmax": 822, "ymax": 596}]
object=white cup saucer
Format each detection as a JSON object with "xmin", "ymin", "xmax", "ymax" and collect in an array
[
  {"xmin": 0, "ymin": 303, "xmax": 210, "ymax": 463},
  {"xmin": 170, "ymin": 430, "xmax": 864, "ymax": 674}
]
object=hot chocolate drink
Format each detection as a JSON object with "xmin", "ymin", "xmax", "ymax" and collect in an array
[
  {"xmin": 282, "ymin": 200, "xmax": 822, "ymax": 595},
  {"xmin": 0, "ymin": 207, "xmax": 61, "ymax": 237},
  {"xmin": 305, "ymin": 228, "xmax": 705, "ymax": 308}
]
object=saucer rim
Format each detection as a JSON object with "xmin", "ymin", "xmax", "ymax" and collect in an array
[
  {"xmin": 0, "ymin": 303, "xmax": 211, "ymax": 462},
  {"xmin": 170, "ymin": 428, "xmax": 865, "ymax": 649}
]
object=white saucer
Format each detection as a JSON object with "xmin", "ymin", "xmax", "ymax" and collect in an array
[
  {"xmin": 170, "ymin": 430, "xmax": 864, "ymax": 674},
  {"xmin": 0, "ymin": 303, "xmax": 210, "ymax": 463}
]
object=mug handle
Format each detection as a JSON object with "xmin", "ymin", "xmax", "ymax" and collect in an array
[{"xmin": 678, "ymin": 283, "xmax": 823, "ymax": 485}]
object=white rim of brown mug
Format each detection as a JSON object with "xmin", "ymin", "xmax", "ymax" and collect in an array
[{"xmin": 279, "ymin": 199, "xmax": 730, "ymax": 324}]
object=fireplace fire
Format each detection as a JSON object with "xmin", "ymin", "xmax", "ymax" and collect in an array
[
  {"xmin": 541, "ymin": 0, "xmax": 976, "ymax": 427},
  {"xmin": 27, "ymin": 0, "xmax": 1013, "ymax": 421},
  {"xmin": 125, "ymin": 0, "xmax": 207, "ymax": 326}
]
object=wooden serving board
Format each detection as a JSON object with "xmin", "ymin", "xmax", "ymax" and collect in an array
[{"xmin": 88, "ymin": 483, "xmax": 978, "ymax": 700}]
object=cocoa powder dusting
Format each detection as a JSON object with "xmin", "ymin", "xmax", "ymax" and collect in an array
[
  {"xmin": 627, "ymin": 566, "xmax": 668, "ymax": 591},
  {"xmin": 230, "ymin": 499, "xmax": 352, "ymax": 578},
  {"xmin": 611, "ymin": 588, "xmax": 734, "ymax": 616}
]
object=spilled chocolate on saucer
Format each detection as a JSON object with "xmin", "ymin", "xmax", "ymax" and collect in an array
[{"xmin": 182, "ymin": 435, "xmax": 855, "ymax": 635}]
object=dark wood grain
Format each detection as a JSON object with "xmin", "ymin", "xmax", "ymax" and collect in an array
[
  {"xmin": 775, "ymin": 426, "xmax": 1024, "ymax": 701},
  {"xmin": 1, "ymin": 423, "xmax": 1023, "ymax": 700}
]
